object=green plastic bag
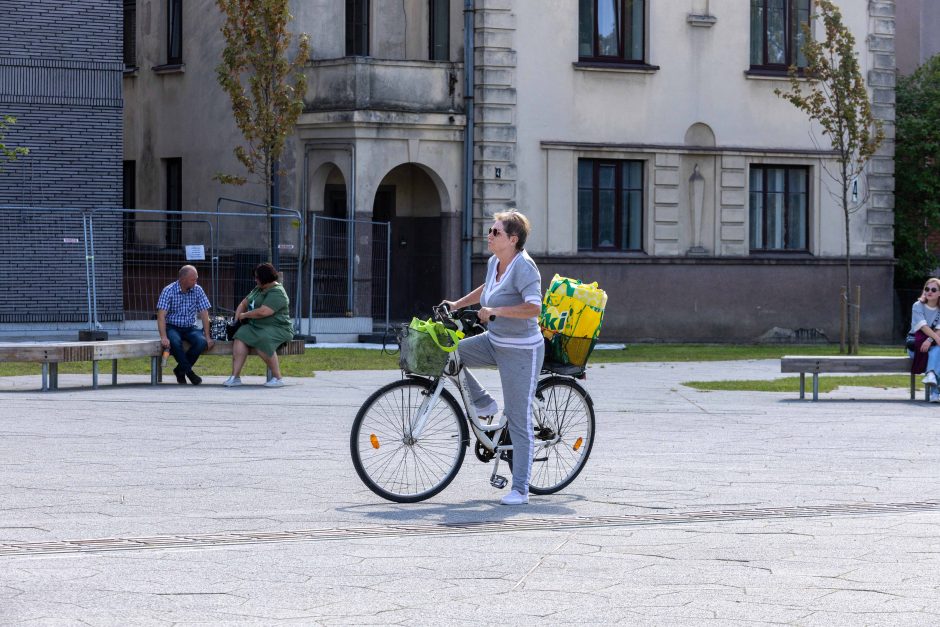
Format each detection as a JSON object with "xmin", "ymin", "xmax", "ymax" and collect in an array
[{"xmin": 399, "ymin": 317, "xmax": 464, "ymax": 376}]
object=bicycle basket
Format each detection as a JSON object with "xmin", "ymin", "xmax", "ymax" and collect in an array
[
  {"xmin": 398, "ymin": 317, "xmax": 463, "ymax": 376},
  {"xmin": 542, "ymin": 331, "xmax": 596, "ymax": 368}
]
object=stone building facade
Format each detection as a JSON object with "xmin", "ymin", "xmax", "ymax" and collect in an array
[
  {"xmin": 124, "ymin": 0, "xmax": 896, "ymax": 342},
  {"xmin": 0, "ymin": 0, "xmax": 123, "ymax": 324},
  {"xmin": 896, "ymin": 0, "xmax": 940, "ymax": 74}
]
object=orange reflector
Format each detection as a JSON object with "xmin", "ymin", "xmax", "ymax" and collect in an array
[
  {"xmin": 370, "ymin": 434, "xmax": 380, "ymax": 449},
  {"xmin": 573, "ymin": 437, "xmax": 583, "ymax": 451}
]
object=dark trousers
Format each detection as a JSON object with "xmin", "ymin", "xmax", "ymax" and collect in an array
[{"xmin": 166, "ymin": 324, "xmax": 207, "ymax": 373}]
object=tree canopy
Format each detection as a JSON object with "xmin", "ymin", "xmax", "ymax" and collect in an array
[
  {"xmin": 895, "ymin": 54, "xmax": 940, "ymax": 288},
  {"xmin": 774, "ymin": 0, "xmax": 884, "ymax": 353},
  {"xmin": 0, "ymin": 115, "xmax": 29, "ymax": 170}
]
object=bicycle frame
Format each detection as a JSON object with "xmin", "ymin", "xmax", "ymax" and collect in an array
[{"xmin": 409, "ymin": 349, "xmax": 561, "ymax": 466}]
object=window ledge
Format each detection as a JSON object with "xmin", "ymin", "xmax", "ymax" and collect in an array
[
  {"xmin": 152, "ymin": 63, "xmax": 185, "ymax": 75},
  {"xmin": 123, "ymin": 66, "xmax": 139, "ymax": 77},
  {"xmin": 573, "ymin": 61, "xmax": 659, "ymax": 74},
  {"xmin": 744, "ymin": 68, "xmax": 807, "ymax": 81},
  {"xmin": 748, "ymin": 250, "xmax": 814, "ymax": 257}
]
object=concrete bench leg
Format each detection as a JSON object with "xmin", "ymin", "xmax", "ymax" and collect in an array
[
  {"xmin": 812, "ymin": 373, "xmax": 819, "ymax": 401},
  {"xmin": 112, "ymin": 359, "xmax": 118, "ymax": 386},
  {"xmin": 41, "ymin": 363, "xmax": 48, "ymax": 392},
  {"xmin": 799, "ymin": 373, "xmax": 805, "ymax": 400},
  {"xmin": 151, "ymin": 357, "xmax": 159, "ymax": 385},
  {"xmin": 50, "ymin": 363, "xmax": 58, "ymax": 390},
  {"xmin": 911, "ymin": 373, "xmax": 916, "ymax": 401},
  {"xmin": 92, "ymin": 361, "xmax": 99, "ymax": 389}
]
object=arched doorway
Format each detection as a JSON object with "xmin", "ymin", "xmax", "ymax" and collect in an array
[
  {"xmin": 372, "ymin": 163, "xmax": 446, "ymax": 320},
  {"xmin": 308, "ymin": 163, "xmax": 350, "ymax": 317}
]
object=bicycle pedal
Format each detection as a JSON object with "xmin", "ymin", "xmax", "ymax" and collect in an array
[{"xmin": 490, "ymin": 475, "xmax": 508, "ymax": 489}]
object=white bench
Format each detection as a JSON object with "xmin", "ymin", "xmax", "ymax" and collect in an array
[
  {"xmin": 780, "ymin": 355, "xmax": 922, "ymax": 401},
  {"xmin": 0, "ymin": 339, "xmax": 306, "ymax": 391}
]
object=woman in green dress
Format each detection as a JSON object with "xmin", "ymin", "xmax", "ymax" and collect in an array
[{"xmin": 223, "ymin": 263, "xmax": 294, "ymax": 388}]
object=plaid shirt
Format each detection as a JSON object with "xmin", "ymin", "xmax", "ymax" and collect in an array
[{"xmin": 156, "ymin": 281, "xmax": 211, "ymax": 327}]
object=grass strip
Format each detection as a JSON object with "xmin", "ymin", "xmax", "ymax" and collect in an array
[{"xmin": 0, "ymin": 343, "xmax": 907, "ymax": 378}]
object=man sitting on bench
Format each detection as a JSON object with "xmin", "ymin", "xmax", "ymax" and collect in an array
[{"xmin": 157, "ymin": 265, "xmax": 215, "ymax": 385}]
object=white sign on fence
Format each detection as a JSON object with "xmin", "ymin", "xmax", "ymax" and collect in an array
[{"xmin": 185, "ymin": 244, "xmax": 205, "ymax": 261}]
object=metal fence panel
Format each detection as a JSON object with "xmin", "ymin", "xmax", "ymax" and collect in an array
[
  {"xmin": 0, "ymin": 206, "xmax": 99, "ymax": 327},
  {"xmin": 95, "ymin": 206, "xmax": 304, "ymax": 331},
  {"xmin": 306, "ymin": 215, "xmax": 389, "ymax": 337}
]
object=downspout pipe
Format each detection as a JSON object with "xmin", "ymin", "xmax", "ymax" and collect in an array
[{"xmin": 462, "ymin": 0, "xmax": 475, "ymax": 294}]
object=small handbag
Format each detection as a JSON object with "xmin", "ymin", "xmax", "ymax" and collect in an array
[
  {"xmin": 225, "ymin": 318, "xmax": 241, "ymax": 341},
  {"xmin": 209, "ymin": 316, "xmax": 228, "ymax": 341},
  {"xmin": 907, "ymin": 310, "xmax": 940, "ymax": 351}
]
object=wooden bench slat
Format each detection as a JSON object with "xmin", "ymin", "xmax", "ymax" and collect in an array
[
  {"xmin": 781, "ymin": 356, "xmax": 912, "ymax": 373},
  {"xmin": 0, "ymin": 338, "xmax": 306, "ymax": 391},
  {"xmin": 780, "ymin": 354, "xmax": 920, "ymax": 402}
]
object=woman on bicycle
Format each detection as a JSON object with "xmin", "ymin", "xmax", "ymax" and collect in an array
[{"xmin": 442, "ymin": 210, "xmax": 543, "ymax": 506}]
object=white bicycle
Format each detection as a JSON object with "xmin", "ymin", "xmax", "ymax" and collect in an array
[{"xmin": 350, "ymin": 305, "xmax": 596, "ymax": 503}]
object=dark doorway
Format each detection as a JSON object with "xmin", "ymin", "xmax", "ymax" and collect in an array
[
  {"xmin": 373, "ymin": 186, "xmax": 441, "ymax": 320},
  {"xmin": 312, "ymin": 184, "xmax": 349, "ymax": 315}
]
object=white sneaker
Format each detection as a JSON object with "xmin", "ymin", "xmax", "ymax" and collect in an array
[
  {"xmin": 222, "ymin": 376, "xmax": 242, "ymax": 387},
  {"xmin": 930, "ymin": 390, "xmax": 940, "ymax": 403},
  {"xmin": 475, "ymin": 399, "xmax": 499, "ymax": 417},
  {"xmin": 924, "ymin": 371, "xmax": 937, "ymax": 386},
  {"xmin": 264, "ymin": 378, "xmax": 285, "ymax": 388},
  {"xmin": 500, "ymin": 490, "xmax": 528, "ymax": 506}
]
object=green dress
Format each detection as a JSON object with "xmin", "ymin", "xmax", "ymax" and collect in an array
[{"xmin": 234, "ymin": 283, "xmax": 294, "ymax": 356}]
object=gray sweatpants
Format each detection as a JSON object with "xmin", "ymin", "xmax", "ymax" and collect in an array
[{"xmin": 457, "ymin": 332, "xmax": 544, "ymax": 495}]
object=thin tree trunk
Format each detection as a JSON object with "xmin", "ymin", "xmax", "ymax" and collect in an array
[{"xmin": 843, "ymin": 171, "xmax": 855, "ymax": 355}]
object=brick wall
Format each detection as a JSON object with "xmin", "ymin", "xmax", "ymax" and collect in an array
[{"xmin": 0, "ymin": 1, "xmax": 123, "ymax": 323}]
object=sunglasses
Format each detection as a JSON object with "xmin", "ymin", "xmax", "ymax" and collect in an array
[
  {"xmin": 488, "ymin": 227, "xmax": 503, "ymax": 237},
  {"xmin": 926, "ymin": 287, "xmax": 940, "ymax": 293}
]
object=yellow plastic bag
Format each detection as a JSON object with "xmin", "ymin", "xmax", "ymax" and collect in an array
[{"xmin": 539, "ymin": 275, "xmax": 607, "ymax": 366}]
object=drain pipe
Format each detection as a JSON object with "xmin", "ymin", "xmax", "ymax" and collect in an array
[{"xmin": 461, "ymin": 0, "xmax": 475, "ymax": 294}]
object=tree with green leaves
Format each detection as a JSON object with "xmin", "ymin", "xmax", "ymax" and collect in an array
[
  {"xmin": 894, "ymin": 54, "xmax": 940, "ymax": 289},
  {"xmin": 774, "ymin": 0, "xmax": 884, "ymax": 354},
  {"xmin": 0, "ymin": 114, "xmax": 29, "ymax": 170},
  {"xmin": 215, "ymin": 0, "xmax": 310, "ymax": 263}
]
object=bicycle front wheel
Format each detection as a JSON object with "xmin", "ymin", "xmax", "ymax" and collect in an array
[
  {"xmin": 527, "ymin": 377, "xmax": 596, "ymax": 495},
  {"xmin": 351, "ymin": 378, "xmax": 468, "ymax": 503}
]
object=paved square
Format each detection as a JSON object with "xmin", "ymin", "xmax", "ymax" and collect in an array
[{"xmin": 1, "ymin": 361, "xmax": 939, "ymax": 624}]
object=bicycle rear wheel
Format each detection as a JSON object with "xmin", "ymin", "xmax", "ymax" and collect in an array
[
  {"xmin": 527, "ymin": 377, "xmax": 595, "ymax": 494},
  {"xmin": 351, "ymin": 378, "xmax": 468, "ymax": 503}
]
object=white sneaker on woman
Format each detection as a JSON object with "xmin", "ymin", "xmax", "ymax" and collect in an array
[
  {"xmin": 500, "ymin": 490, "xmax": 528, "ymax": 506},
  {"xmin": 930, "ymin": 389, "xmax": 940, "ymax": 403},
  {"xmin": 924, "ymin": 371, "xmax": 937, "ymax": 386},
  {"xmin": 222, "ymin": 376, "xmax": 242, "ymax": 387},
  {"xmin": 264, "ymin": 378, "xmax": 285, "ymax": 388}
]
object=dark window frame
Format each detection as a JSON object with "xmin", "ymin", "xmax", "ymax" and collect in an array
[
  {"xmin": 748, "ymin": 164, "xmax": 810, "ymax": 253},
  {"xmin": 578, "ymin": 0, "xmax": 647, "ymax": 65},
  {"xmin": 346, "ymin": 0, "xmax": 370, "ymax": 57},
  {"xmin": 165, "ymin": 158, "xmax": 182, "ymax": 249},
  {"xmin": 123, "ymin": 0, "xmax": 137, "ymax": 69},
  {"xmin": 167, "ymin": 0, "xmax": 183, "ymax": 65},
  {"xmin": 429, "ymin": 0, "xmax": 450, "ymax": 61},
  {"xmin": 749, "ymin": 0, "xmax": 811, "ymax": 72},
  {"xmin": 123, "ymin": 160, "xmax": 136, "ymax": 245},
  {"xmin": 577, "ymin": 158, "xmax": 645, "ymax": 252}
]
